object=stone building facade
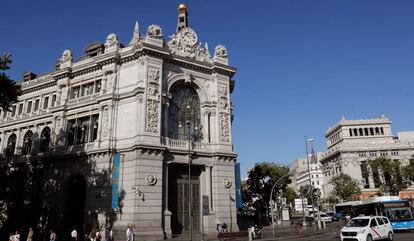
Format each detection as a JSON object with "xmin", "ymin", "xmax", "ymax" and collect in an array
[
  {"xmin": 0, "ymin": 4, "xmax": 237, "ymax": 240},
  {"xmin": 290, "ymin": 152, "xmax": 325, "ymax": 198},
  {"xmin": 319, "ymin": 116, "xmax": 414, "ymax": 200}
]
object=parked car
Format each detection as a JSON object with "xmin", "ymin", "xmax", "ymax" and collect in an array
[
  {"xmin": 326, "ymin": 211, "xmax": 339, "ymax": 222},
  {"xmin": 340, "ymin": 216, "xmax": 393, "ymax": 241},
  {"xmin": 319, "ymin": 213, "xmax": 332, "ymax": 222}
]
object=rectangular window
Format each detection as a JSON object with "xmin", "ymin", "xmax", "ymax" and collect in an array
[
  {"xmin": 51, "ymin": 95, "xmax": 57, "ymax": 107},
  {"xmin": 43, "ymin": 96, "xmax": 49, "ymax": 109},
  {"xmin": 18, "ymin": 103, "xmax": 23, "ymax": 115},
  {"xmin": 27, "ymin": 101, "xmax": 32, "ymax": 113},
  {"xmin": 95, "ymin": 80, "xmax": 101, "ymax": 93},
  {"xmin": 70, "ymin": 87, "xmax": 80, "ymax": 99},
  {"xmin": 11, "ymin": 105, "xmax": 16, "ymax": 117},
  {"xmin": 34, "ymin": 99, "xmax": 40, "ymax": 111}
]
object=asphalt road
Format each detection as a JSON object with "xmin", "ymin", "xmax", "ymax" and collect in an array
[{"xmin": 291, "ymin": 230, "xmax": 414, "ymax": 241}]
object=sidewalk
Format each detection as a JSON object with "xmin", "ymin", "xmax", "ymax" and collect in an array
[{"xmin": 168, "ymin": 222, "xmax": 341, "ymax": 241}]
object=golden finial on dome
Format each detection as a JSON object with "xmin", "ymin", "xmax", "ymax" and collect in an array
[{"xmin": 177, "ymin": 3, "xmax": 189, "ymax": 13}]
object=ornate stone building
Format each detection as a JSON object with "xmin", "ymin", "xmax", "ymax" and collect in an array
[
  {"xmin": 319, "ymin": 116, "xmax": 414, "ymax": 200},
  {"xmin": 0, "ymin": 4, "xmax": 237, "ymax": 240}
]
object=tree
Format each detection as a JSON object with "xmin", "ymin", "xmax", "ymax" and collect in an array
[
  {"xmin": 329, "ymin": 173, "xmax": 361, "ymax": 201},
  {"xmin": 282, "ymin": 186, "xmax": 298, "ymax": 207},
  {"xmin": 0, "ymin": 53, "xmax": 21, "ymax": 110},
  {"xmin": 402, "ymin": 155, "xmax": 414, "ymax": 182},
  {"xmin": 368, "ymin": 157, "xmax": 411, "ymax": 195},
  {"xmin": 242, "ymin": 162, "xmax": 291, "ymax": 223}
]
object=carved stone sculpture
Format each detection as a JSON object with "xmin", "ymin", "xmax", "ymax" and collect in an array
[
  {"xmin": 146, "ymin": 67, "xmax": 160, "ymax": 133},
  {"xmin": 167, "ymin": 27, "xmax": 211, "ymax": 62},
  {"xmin": 214, "ymin": 45, "xmax": 228, "ymax": 58},
  {"xmin": 105, "ymin": 33, "xmax": 119, "ymax": 48},
  {"xmin": 102, "ymin": 106, "xmax": 110, "ymax": 137},
  {"xmin": 60, "ymin": 49, "xmax": 73, "ymax": 63},
  {"xmin": 147, "ymin": 25, "xmax": 163, "ymax": 39}
]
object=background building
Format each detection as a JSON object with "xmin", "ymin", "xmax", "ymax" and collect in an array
[
  {"xmin": 320, "ymin": 115, "xmax": 414, "ymax": 199},
  {"xmin": 0, "ymin": 4, "xmax": 238, "ymax": 240},
  {"xmin": 290, "ymin": 152, "xmax": 325, "ymax": 198}
]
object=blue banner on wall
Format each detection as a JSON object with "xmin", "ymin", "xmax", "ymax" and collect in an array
[
  {"xmin": 235, "ymin": 162, "xmax": 242, "ymax": 209},
  {"xmin": 112, "ymin": 153, "xmax": 121, "ymax": 209}
]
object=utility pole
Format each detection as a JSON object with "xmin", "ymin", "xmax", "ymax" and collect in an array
[{"xmin": 305, "ymin": 136, "xmax": 316, "ymax": 231}]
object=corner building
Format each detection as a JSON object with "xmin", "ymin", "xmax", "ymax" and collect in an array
[{"xmin": 0, "ymin": 5, "xmax": 237, "ymax": 240}]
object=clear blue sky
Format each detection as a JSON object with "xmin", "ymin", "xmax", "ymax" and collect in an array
[{"xmin": 2, "ymin": 1, "xmax": 414, "ymax": 176}]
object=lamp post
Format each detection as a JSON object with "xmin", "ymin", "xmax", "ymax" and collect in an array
[
  {"xmin": 305, "ymin": 137, "xmax": 318, "ymax": 231},
  {"xmin": 269, "ymin": 170, "xmax": 308, "ymax": 237},
  {"xmin": 180, "ymin": 100, "xmax": 199, "ymax": 241}
]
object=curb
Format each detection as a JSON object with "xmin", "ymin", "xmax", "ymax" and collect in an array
[{"xmin": 261, "ymin": 231, "xmax": 324, "ymax": 240}]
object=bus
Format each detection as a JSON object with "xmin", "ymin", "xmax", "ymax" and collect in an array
[
  {"xmin": 334, "ymin": 201, "xmax": 361, "ymax": 218},
  {"xmin": 352, "ymin": 196, "xmax": 414, "ymax": 230}
]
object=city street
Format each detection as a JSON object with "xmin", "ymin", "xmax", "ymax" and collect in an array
[{"xmin": 291, "ymin": 231, "xmax": 414, "ymax": 241}]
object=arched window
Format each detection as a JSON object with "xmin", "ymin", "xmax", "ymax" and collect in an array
[
  {"xmin": 349, "ymin": 129, "xmax": 353, "ymax": 137},
  {"xmin": 359, "ymin": 128, "xmax": 363, "ymax": 136},
  {"xmin": 22, "ymin": 130, "xmax": 33, "ymax": 155},
  {"xmin": 364, "ymin": 128, "xmax": 369, "ymax": 136},
  {"xmin": 370, "ymin": 127, "xmax": 374, "ymax": 136},
  {"xmin": 353, "ymin": 129, "xmax": 358, "ymax": 136},
  {"xmin": 40, "ymin": 127, "xmax": 51, "ymax": 153},
  {"xmin": 375, "ymin": 127, "xmax": 380, "ymax": 135},
  {"xmin": 6, "ymin": 134, "xmax": 17, "ymax": 157},
  {"xmin": 168, "ymin": 84, "xmax": 201, "ymax": 141},
  {"xmin": 380, "ymin": 127, "xmax": 384, "ymax": 135}
]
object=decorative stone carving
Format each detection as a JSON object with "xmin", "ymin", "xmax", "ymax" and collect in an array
[
  {"xmin": 55, "ymin": 117, "xmax": 62, "ymax": 135},
  {"xmin": 219, "ymin": 112, "xmax": 230, "ymax": 142},
  {"xmin": 60, "ymin": 87, "xmax": 68, "ymax": 104},
  {"xmin": 106, "ymin": 72, "xmax": 116, "ymax": 91},
  {"xmin": 223, "ymin": 177, "xmax": 232, "ymax": 188},
  {"xmin": 218, "ymin": 84, "xmax": 228, "ymax": 98},
  {"xmin": 214, "ymin": 45, "xmax": 228, "ymax": 58},
  {"xmin": 147, "ymin": 25, "xmax": 163, "ymax": 39},
  {"xmin": 145, "ymin": 174, "xmax": 157, "ymax": 186},
  {"xmin": 102, "ymin": 106, "xmax": 110, "ymax": 137},
  {"xmin": 167, "ymin": 27, "xmax": 211, "ymax": 62},
  {"xmin": 218, "ymin": 84, "xmax": 230, "ymax": 142},
  {"xmin": 60, "ymin": 50, "xmax": 72, "ymax": 63},
  {"xmin": 184, "ymin": 72, "xmax": 193, "ymax": 85},
  {"xmin": 105, "ymin": 33, "xmax": 119, "ymax": 48},
  {"xmin": 145, "ymin": 67, "xmax": 160, "ymax": 133}
]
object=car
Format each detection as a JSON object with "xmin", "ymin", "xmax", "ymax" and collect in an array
[
  {"xmin": 340, "ymin": 216, "xmax": 394, "ymax": 241},
  {"xmin": 326, "ymin": 211, "xmax": 339, "ymax": 222},
  {"xmin": 319, "ymin": 213, "xmax": 332, "ymax": 222}
]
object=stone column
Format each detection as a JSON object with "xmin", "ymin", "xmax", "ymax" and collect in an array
[{"xmin": 15, "ymin": 129, "xmax": 22, "ymax": 155}]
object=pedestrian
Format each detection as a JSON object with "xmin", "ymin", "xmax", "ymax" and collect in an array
[
  {"xmin": 95, "ymin": 227, "xmax": 101, "ymax": 241},
  {"xmin": 104, "ymin": 226, "xmax": 109, "ymax": 241},
  {"xmin": 49, "ymin": 230, "xmax": 56, "ymax": 241},
  {"xmin": 108, "ymin": 226, "xmax": 113, "ymax": 241},
  {"xmin": 14, "ymin": 231, "xmax": 20, "ymax": 241},
  {"xmin": 9, "ymin": 233, "xmax": 14, "ymax": 241},
  {"xmin": 71, "ymin": 228, "xmax": 78, "ymax": 241},
  {"xmin": 125, "ymin": 226, "xmax": 133, "ymax": 241},
  {"xmin": 27, "ymin": 228, "xmax": 34, "ymax": 241}
]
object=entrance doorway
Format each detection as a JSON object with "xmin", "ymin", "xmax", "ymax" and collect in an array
[
  {"xmin": 65, "ymin": 174, "xmax": 86, "ymax": 236},
  {"xmin": 169, "ymin": 164, "xmax": 201, "ymax": 234}
]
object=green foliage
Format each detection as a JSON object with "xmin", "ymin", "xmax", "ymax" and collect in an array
[
  {"xmin": 368, "ymin": 157, "xmax": 411, "ymax": 195},
  {"xmin": 0, "ymin": 53, "xmax": 21, "ymax": 110},
  {"xmin": 329, "ymin": 173, "xmax": 361, "ymax": 201},
  {"xmin": 299, "ymin": 184, "xmax": 320, "ymax": 205},
  {"xmin": 282, "ymin": 186, "xmax": 298, "ymax": 206},
  {"xmin": 402, "ymin": 155, "xmax": 414, "ymax": 182},
  {"xmin": 242, "ymin": 162, "xmax": 291, "ymax": 207}
]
